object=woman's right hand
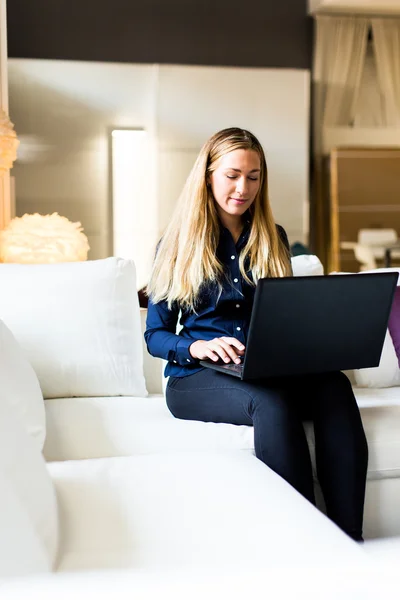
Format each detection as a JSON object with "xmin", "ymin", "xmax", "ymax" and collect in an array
[{"xmin": 189, "ymin": 337, "xmax": 245, "ymax": 364}]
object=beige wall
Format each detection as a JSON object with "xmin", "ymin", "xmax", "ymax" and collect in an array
[{"xmin": 8, "ymin": 59, "xmax": 310, "ymax": 283}]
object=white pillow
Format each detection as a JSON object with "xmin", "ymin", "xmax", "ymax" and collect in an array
[
  {"xmin": 0, "ymin": 258, "xmax": 147, "ymax": 399},
  {"xmin": 354, "ymin": 330, "xmax": 400, "ymax": 388},
  {"xmin": 0, "ymin": 319, "xmax": 46, "ymax": 451},
  {"xmin": 291, "ymin": 254, "xmax": 324, "ymax": 277},
  {"xmin": 0, "ymin": 399, "xmax": 58, "ymax": 572}
]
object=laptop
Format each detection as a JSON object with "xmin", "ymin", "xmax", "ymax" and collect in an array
[{"xmin": 199, "ymin": 273, "xmax": 398, "ymax": 380}]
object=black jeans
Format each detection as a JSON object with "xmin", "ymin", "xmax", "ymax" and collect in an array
[{"xmin": 166, "ymin": 368, "xmax": 368, "ymax": 541}]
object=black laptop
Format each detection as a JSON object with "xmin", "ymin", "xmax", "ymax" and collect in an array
[{"xmin": 200, "ymin": 273, "xmax": 398, "ymax": 380}]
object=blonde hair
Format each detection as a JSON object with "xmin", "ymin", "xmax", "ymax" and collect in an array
[{"xmin": 147, "ymin": 127, "xmax": 292, "ymax": 310}]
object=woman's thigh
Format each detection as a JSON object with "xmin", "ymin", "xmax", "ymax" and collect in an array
[{"xmin": 166, "ymin": 368, "xmax": 296, "ymax": 426}]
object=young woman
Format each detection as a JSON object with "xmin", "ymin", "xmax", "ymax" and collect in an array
[{"xmin": 145, "ymin": 127, "xmax": 368, "ymax": 541}]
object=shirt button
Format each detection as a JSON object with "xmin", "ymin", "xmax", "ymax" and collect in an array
[
  {"xmin": 173, "ymin": 360, "xmax": 177, "ymax": 364},
  {"xmin": 231, "ymin": 255, "xmax": 235, "ymax": 260},
  {"xmin": 186, "ymin": 359, "xmax": 191, "ymax": 363},
  {"xmin": 236, "ymin": 304, "xmax": 240, "ymax": 308},
  {"xmin": 236, "ymin": 327, "xmax": 241, "ymax": 331},
  {"xmin": 233, "ymin": 278, "xmax": 238, "ymax": 283}
]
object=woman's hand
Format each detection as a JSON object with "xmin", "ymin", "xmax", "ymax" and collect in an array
[{"xmin": 189, "ymin": 337, "xmax": 245, "ymax": 364}]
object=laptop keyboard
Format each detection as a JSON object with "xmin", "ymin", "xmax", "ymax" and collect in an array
[{"xmin": 218, "ymin": 362, "xmax": 243, "ymax": 374}]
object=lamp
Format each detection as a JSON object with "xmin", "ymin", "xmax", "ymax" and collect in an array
[
  {"xmin": 0, "ymin": 212, "xmax": 90, "ymax": 264},
  {"xmin": 0, "ymin": 109, "xmax": 19, "ymax": 176}
]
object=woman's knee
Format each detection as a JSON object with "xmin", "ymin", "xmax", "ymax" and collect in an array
[
  {"xmin": 249, "ymin": 385, "xmax": 297, "ymax": 423},
  {"xmin": 313, "ymin": 371, "xmax": 355, "ymax": 402},
  {"xmin": 320, "ymin": 370, "xmax": 352, "ymax": 389}
]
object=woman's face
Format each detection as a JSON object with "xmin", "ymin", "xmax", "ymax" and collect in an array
[{"xmin": 209, "ymin": 149, "xmax": 261, "ymax": 222}]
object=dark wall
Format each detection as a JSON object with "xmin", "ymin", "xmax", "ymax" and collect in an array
[{"xmin": 7, "ymin": 0, "xmax": 312, "ymax": 69}]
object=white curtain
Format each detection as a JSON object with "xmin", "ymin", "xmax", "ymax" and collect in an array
[
  {"xmin": 371, "ymin": 18, "xmax": 400, "ymax": 127},
  {"xmin": 353, "ymin": 40, "xmax": 386, "ymax": 127},
  {"xmin": 312, "ymin": 16, "xmax": 369, "ymax": 268},
  {"xmin": 313, "ymin": 16, "xmax": 369, "ymax": 144}
]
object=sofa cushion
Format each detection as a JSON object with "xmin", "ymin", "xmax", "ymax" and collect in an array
[
  {"xmin": 0, "ymin": 470, "xmax": 50, "ymax": 577},
  {"xmin": 0, "ymin": 319, "xmax": 46, "ymax": 451},
  {"xmin": 0, "ymin": 399, "xmax": 58, "ymax": 572},
  {"xmin": 305, "ymin": 387, "xmax": 400, "ymax": 482},
  {"xmin": 363, "ymin": 536, "xmax": 400, "ymax": 563},
  {"xmin": 0, "ymin": 258, "xmax": 147, "ymax": 399},
  {"xmin": 48, "ymin": 452, "xmax": 365, "ymax": 572},
  {"xmin": 43, "ymin": 395, "xmax": 254, "ymax": 461},
  {"xmin": 354, "ymin": 387, "xmax": 400, "ymax": 479},
  {"xmin": 353, "ymin": 330, "xmax": 400, "ymax": 388},
  {"xmin": 44, "ymin": 390, "xmax": 400, "ymax": 483},
  {"xmin": 4, "ymin": 568, "xmax": 395, "ymax": 600}
]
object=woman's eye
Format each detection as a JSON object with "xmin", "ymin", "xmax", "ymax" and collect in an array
[
  {"xmin": 226, "ymin": 175, "xmax": 237, "ymax": 179},
  {"xmin": 248, "ymin": 177, "xmax": 259, "ymax": 181}
]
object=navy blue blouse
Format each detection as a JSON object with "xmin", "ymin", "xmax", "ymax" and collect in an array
[{"xmin": 144, "ymin": 223, "xmax": 290, "ymax": 378}]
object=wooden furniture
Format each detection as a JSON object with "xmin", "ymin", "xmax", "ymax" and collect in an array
[{"xmin": 330, "ymin": 147, "xmax": 400, "ymax": 272}]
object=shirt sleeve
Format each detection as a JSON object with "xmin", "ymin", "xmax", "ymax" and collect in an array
[{"xmin": 144, "ymin": 298, "xmax": 197, "ymax": 366}]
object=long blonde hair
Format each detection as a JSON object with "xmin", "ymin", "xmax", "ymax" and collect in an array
[{"xmin": 147, "ymin": 127, "xmax": 291, "ymax": 310}]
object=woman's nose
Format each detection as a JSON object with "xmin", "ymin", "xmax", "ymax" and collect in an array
[{"xmin": 236, "ymin": 177, "xmax": 247, "ymax": 196}]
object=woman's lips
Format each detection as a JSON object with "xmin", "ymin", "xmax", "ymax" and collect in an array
[{"xmin": 229, "ymin": 197, "xmax": 247, "ymax": 204}]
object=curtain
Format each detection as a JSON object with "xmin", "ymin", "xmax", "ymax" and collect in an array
[
  {"xmin": 371, "ymin": 18, "xmax": 400, "ymax": 127},
  {"xmin": 312, "ymin": 16, "xmax": 369, "ymax": 269},
  {"xmin": 353, "ymin": 41, "xmax": 386, "ymax": 128}
]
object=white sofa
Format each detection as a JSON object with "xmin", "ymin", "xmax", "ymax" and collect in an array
[{"xmin": 0, "ymin": 256, "xmax": 399, "ymax": 595}]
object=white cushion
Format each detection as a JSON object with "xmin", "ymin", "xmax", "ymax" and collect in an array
[
  {"xmin": 48, "ymin": 452, "xmax": 364, "ymax": 572},
  {"xmin": 0, "ymin": 319, "xmax": 46, "ymax": 451},
  {"xmin": 355, "ymin": 387, "xmax": 400, "ymax": 478},
  {"xmin": 0, "ymin": 258, "xmax": 147, "ymax": 399},
  {"xmin": 3, "ymin": 562, "xmax": 391, "ymax": 600},
  {"xmin": 291, "ymin": 254, "xmax": 324, "ymax": 276},
  {"xmin": 354, "ymin": 330, "xmax": 400, "ymax": 388},
  {"xmin": 43, "ymin": 395, "xmax": 254, "ymax": 461},
  {"xmin": 363, "ymin": 536, "xmax": 400, "ymax": 563},
  {"xmin": 0, "ymin": 470, "xmax": 50, "ymax": 577},
  {"xmin": 44, "ymin": 391, "xmax": 400, "ymax": 484},
  {"xmin": 305, "ymin": 386, "xmax": 400, "ymax": 483},
  {"xmin": 0, "ymin": 400, "xmax": 58, "ymax": 571}
]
